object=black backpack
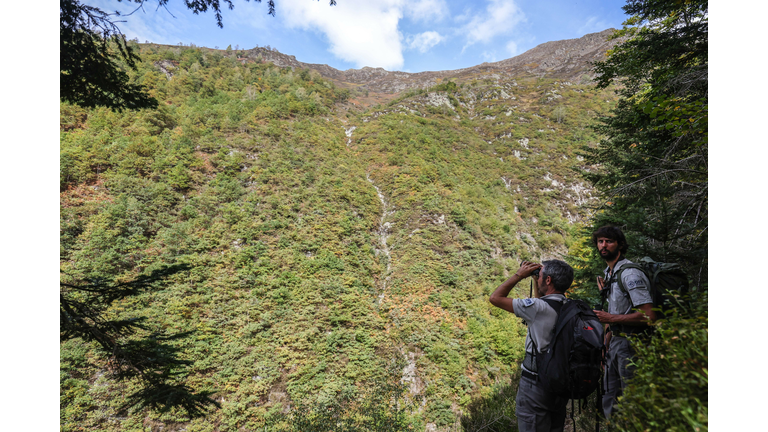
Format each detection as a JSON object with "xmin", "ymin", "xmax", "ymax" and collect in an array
[
  {"xmin": 536, "ymin": 298, "xmax": 605, "ymax": 399},
  {"xmin": 614, "ymin": 257, "xmax": 690, "ymax": 317}
]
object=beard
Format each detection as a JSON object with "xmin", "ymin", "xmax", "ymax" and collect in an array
[{"xmin": 600, "ymin": 248, "xmax": 619, "ymax": 261}]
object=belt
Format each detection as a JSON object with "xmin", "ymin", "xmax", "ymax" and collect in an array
[
  {"xmin": 521, "ymin": 369, "xmax": 538, "ymax": 381},
  {"xmin": 609, "ymin": 324, "xmax": 649, "ymax": 335}
]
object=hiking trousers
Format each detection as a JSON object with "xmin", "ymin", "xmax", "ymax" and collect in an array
[
  {"xmin": 516, "ymin": 374, "xmax": 568, "ymax": 432},
  {"xmin": 602, "ymin": 336, "xmax": 636, "ymax": 419}
]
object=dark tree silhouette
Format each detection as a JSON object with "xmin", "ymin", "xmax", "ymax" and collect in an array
[
  {"xmin": 60, "ymin": 263, "xmax": 219, "ymax": 416},
  {"xmin": 61, "ymin": 0, "xmax": 158, "ymax": 109},
  {"xmin": 60, "ymin": 0, "xmax": 337, "ymax": 110},
  {"xmin": 586, "ymin": 0, "xmax": 708, "ymax": 287}
]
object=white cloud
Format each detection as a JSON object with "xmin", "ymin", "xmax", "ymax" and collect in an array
[
  {"xmin": 280, "ymin": 0, "xmax": 407, "ymax": 70},
  {"xmin": 453, "ymin": 7, "xmax": 474, "ymax": 23},
  {"xmin": 408, "ymin": 31, "xmax": 445, "ymax": 53},
  {"xmin": 481, "ymin": 51, "xmax": 498, "ymax": 63},
  {"xmin": 404, "ymin": 0, "xmax": 450, "ymax": 23},
  {"xmin": 577, "ymin": 16, "xmax": 609, "ymax": 35},
  {"xmin": 276, "ymin": 0, "xmax": 454, "ymax": 70},
  {"xmin": 461, "ymin": 0, "xmax": 525, "ymax": 50},
  {"xmin": 506, "ymin": 40, "xmax": 519, "ymax": 56}
]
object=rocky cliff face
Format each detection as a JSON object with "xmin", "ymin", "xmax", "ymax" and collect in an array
[
  {"xmin": 492, "ymin": 29, "xmax": 619, "ymax": 77},
  {"xmin": 239, "ymin": 29, "xmax": 620, "ymax": 93}
]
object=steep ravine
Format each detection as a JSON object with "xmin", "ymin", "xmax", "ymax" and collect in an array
[{"xmin": 366, "ymin": 171, "xmax": 394, "ymax": 304}]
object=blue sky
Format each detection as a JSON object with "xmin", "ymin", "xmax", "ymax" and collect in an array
[{"xmin": 91, "ymin": 0, "xmax": 630, "ymax": 72}]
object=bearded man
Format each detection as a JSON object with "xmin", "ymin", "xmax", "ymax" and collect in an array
[{"xmin": 591, "ymin": 226, "xmax": 657, "ymax": 419}]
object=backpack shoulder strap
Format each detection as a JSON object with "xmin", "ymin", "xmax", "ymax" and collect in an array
[
  {"xmin": 541, "ymin": 298, "xmax": 564, "ymax": 315},
  {"xmin": 551, "ymin": 300, "xmax": 592, "ymax": 339},
  {"xmin": 530, "ymin": 298, "xmax": 566, "ymax": 355}
]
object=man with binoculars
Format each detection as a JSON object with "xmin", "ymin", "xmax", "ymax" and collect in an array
[{"xmin": 489, "ymin": 259, "xmax": 574, "ymax": 432}]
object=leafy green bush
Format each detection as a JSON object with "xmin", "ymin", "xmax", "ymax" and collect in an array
[
  {"xmin": 460, "ymin": 378, "xmax": 518, "ymax": 432},
  {"xmin": 607, "ymin": 293, "xmax": 708, "ymax": 432},
  {"xmin": 431, "ymin": 81, "xmax": 458, "ymax": 93},
  {"xmin": 275, "ymin": 360, "xmax": 421, "ymax": 432}
]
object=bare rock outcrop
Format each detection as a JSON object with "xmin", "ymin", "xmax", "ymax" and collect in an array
[
  {"xmin": 240, "ymin": 29, "xmax": 621, "ymax": 93},
  {"xmin": 155, "ymin": 29, "xmax": 622, "ymax": 94}
]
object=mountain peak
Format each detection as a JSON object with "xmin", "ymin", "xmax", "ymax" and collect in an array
[{"xmin": 218, "ymin": 29, "xmax": 621, "ymax": 94}]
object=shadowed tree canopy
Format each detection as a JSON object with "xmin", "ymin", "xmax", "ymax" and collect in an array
[
  {"xmin": 585, "ymin": 0, "xmax": 708, "ymax": 287},
  {"xmin": 60, "ymin": 0, "xmax": 337, "ymax": 110},
  {"xmin": 564, "ymin": 3, "xmax": 709, "ymax": 430},
  {"xmin": 60, "ymin": 264, "xmax": 221, "ymax": 416}
]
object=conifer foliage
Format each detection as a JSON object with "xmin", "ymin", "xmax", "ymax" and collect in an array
[
  {"xmin": 588, "ymin": 0, "xmax": 708, "ymax": 287},
  {"xmin": 59, "ymin": 0, "xmax": 338, "ymax": 110},
  {"xmin": 60, "ymin": 264, "xmax": 220, "ymax": 416},
  {"xmin": 582, "ymin": 1, "xmax": 709, "ymax": 430},
  {"xmin": 60, "ymin": 0, "xmax": 158, "ymax": 109}
]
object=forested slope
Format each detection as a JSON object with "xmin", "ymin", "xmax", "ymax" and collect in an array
[{"xmin": 60, "ymin": 43, "xmax": 618, "ymax": 431}]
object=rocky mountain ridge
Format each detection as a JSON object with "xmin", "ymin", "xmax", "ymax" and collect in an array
[{"xmin": 239, "ymin": 29, "xmax": 620, "ymax": 93}]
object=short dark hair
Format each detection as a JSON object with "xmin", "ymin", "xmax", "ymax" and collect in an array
[
  {"xmin": 592, "ymin": 225, "xmax": 629, "ymax": 254},
  {"xmin": 541, "ymin": 260, "xmax": 574, "ymax": 293}
]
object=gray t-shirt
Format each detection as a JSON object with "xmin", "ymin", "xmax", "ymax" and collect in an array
[
  {"xmin": 513, "ymin": 294, "xmax": 566, "ymax": 373},
  {"xmin": 604, "ymin": 258, "xmax": 653, "ymax": 315}
]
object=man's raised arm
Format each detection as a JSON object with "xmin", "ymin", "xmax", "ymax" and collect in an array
[{"xmin": 489, "ymin": 261, "xmax": 541, "ymax": 314}]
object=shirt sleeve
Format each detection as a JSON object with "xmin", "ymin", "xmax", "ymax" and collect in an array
[
  {"xmin": 621, "ymin": 268, "xmax": 653, "ymax": 307},
  {"xmin": 512, "ymin": 297, "xmax": 539, "ymax": 322}
]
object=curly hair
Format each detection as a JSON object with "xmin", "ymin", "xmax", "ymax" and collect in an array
[{"xmin": 591, "ymin": 225, "xmax": 629, "ymax": 255}]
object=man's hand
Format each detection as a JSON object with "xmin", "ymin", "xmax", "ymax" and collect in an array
[
  {"xmin": 515, "ymin": 261, "xmax": 542, "ymax": 279},
  {"xmin": 594, "ymin": 304, "xmax": 656, "ymax": 325},
  {"xmin": 593, "ymin": 309, "xmax": 613, "ymax": 323},
  {"xmin": 489, "ymin": 261, "xmax": 541, "ymax": 314}
]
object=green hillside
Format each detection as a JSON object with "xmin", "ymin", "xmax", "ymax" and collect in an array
[{"xmin": 61, "ymin": 43, "xmax": 619, "ymax": 431}]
